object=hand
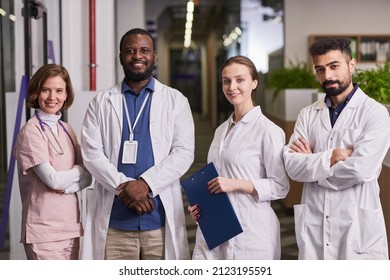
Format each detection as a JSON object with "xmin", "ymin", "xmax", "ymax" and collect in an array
[
  {"xmin": 289, "ymin": 136, "xmax": 312, "ymax": 154},
  {"xmin": 208, "ymin": 177, "xmax": 237, "ymax": 194},
  {"xmin": 188, "ymin": 204, "xmax": 200, "ymax": 224},
  {"xmin": 330, "ymin": 148, "xmax": 353, "ymax": 166},
  {"xmin": 117, "ymin": 179, "xmax": 149, "ymax": 208},
  {"xmin": 133, "ymin": 197, "xmax": 155, "ymax": 214}
]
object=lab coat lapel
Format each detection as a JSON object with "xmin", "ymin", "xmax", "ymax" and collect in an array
[
  {"xmin": 315, "ymin": 101, "xmax": 332, "ymax": 132},
  {"xmin": 219, "ymin": 115, "xmax": 234, "ymax": 156}
]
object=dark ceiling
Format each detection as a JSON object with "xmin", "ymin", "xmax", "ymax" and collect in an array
[
  {"xmin": 154, "ymin": 0, "xmax": 282, "ymax": 44},
  {"xmin": 159, "ymin": 0, "xmax": 241, "ymax": 43}
]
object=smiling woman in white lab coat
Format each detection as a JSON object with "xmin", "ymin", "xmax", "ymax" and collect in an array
[{"xmin": 189, "ymin": 55, "xmax": 290, "ymax": 260}]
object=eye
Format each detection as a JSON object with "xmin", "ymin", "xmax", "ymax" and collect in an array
[
  {"xmin": 222, "ymin": 79, "xmax": 230, "ymax": 85},
  {"xmin": 236, "ymin": 78, "xmax": 244, "ymax": 83},
  {"xmin": 330, "ymin": 64, "xmax": 338, "ymax": 70},
  {"xmin": 315, "ymin": 68, "xmax": 324, "ymax": 74},
  {"xmin": 41, "ymin": 88, "xmax": 49, "ymax": 93},
  {"xmin": 140, "ymin": 48, "xmax": 150, "ymax": 55},
  {"xmin": 56, "ymin": 89, "xmax": 65, "ymax": 94},
  {"xmin": 126, "ymin": 49, "xmax": 135, "ymax": 55}
]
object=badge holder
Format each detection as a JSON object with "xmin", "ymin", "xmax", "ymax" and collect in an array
[{"xmin": 122, "ymin": 137, "xmax": 138, "ymax": 164}]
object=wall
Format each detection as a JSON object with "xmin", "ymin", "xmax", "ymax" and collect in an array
[
  {"xmin": 284, "ymin": 0, "xmax": 390, "ymax": 67},
  {"xmin": 115, "ymin": 0, "xmax": 145, "ymax": 84},
  {"xmin": 241, "ymin": 0, "xmax": 284, "ymax": 73}
]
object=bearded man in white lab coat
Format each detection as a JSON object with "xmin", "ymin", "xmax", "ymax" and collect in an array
[
  {"xmin": 80, "ymin": 28, "xmax": 194, "ymax": 260},
  {"xmin": 283, "ymin": 37, "xmax": 390, "ymax": 260}
]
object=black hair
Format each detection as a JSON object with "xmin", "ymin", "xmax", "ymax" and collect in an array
[
  {"xmin": 309, "ymin": 37, "xmax": 352, "ymax": 60},
  {"xmin": 119, "ymin": 28, "xmax": 155, "ymax": 52}
]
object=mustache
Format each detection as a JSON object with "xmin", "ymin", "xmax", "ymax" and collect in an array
[{"xmin": 322, "ymin": 80, "xmax": 340, "ymax": 87}]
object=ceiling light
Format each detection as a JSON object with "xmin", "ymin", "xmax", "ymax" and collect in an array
[
  {"xmin": 223, "ymin": 26, "xmax": 242, "ymax": 48},
  {"xmin": 183, "ymin": 0, "xmax": 194, "ymax": 48}
]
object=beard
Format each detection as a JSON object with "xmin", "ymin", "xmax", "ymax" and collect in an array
[
  {"xmin": 123, "ymin": 61, "xmax": 154, "ymax": 82},
  {"xmin": 321, "ymin": 77, "xmax": 351, "ymax": 96}
]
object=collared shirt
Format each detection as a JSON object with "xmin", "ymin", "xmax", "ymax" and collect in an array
[
  {"xmin": 109, "ymin": 78, "xmax": 165, "ymax": 231},
  {"xmin": 325, "ymin": 83, "xmax": 358, "ymax": 127}
]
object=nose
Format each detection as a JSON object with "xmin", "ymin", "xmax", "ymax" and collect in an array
[
  {"xmin": 132, "ymin": 49, "xmax": 143, "ymax": 59},
  {"xmin": 324, "ymin": 68, "xmax": 333, "ymax": 80},
  {"xmin": 228, "ymin": 80, "xmax": 237, "ymax": 90},
  {"xmin": 47, "ymin": 90, "xmax": 55, "ymax": 99}
]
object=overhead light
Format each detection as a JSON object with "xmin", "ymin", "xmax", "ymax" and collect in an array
[
  {"xmin": 223, "ymin": 26, "xmax": 242, "ymax": 48},
  {"xmin": 9, "ymin": 14, "xmax": 16, "ymax": 21},
  {"xmin": 183, "ymin": 0, "xmax": 194, "ymax": 48},
  {"xmin": 0, "ymin": 8, "xmax": 7, "ymax": 16}
]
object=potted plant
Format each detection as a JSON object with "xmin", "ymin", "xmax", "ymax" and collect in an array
[
  {"xmin": 353, "ymin": 62, "xmax": 390, "ymax": 111},
  {"xmin": 354, "ymin": 62, "xmax": 390, "ymax": 168},
  {"xmin": 265, "ymin": 60, "xmax": 320, "ymax": 121}
]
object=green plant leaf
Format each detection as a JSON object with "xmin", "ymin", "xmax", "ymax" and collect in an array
[
  {"xmin": 266, "ymin": 59, "xmax": 319, "ymax": 101},
  {"xmin": 353, "ymin": 62, "xmax": 390, "ymax": 104}
]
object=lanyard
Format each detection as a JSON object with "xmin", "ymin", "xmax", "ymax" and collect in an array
[
  {"xmin": 122, "ymin": 93, "xmax": 150, "ymax": 142},
  {"xmin": 35, "ymin": 113, "xmax": 77, "ymax": 161}
]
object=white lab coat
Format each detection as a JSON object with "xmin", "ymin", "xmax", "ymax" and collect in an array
[
  {"xmin": 283, "ymin": 88, "xmax": 390, "ymax": 259},
  {"xmin": 79, "ymin": 79, "xmax": 194, "ymax": 259},
  {"xmin": 192, "ymin": 106, "xmax": 290, "ymax": 259}
]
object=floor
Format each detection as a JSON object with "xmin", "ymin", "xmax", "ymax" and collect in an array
[{"xmin": 0, "ymin": 113, "xmax": 298, "ymax": 260}]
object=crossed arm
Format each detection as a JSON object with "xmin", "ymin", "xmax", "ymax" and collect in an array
[{"xmin": 289, "ymin": 136, "xmax": 353, "ymax": 166}]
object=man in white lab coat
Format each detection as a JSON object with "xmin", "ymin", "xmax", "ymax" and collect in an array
[
  {"xmin": 80, "ymin": 28, "xmax": 194, "ymax": 260},
  {"xmin": 283, "ymin": 37, "xmax": 390, "ymax": 259}
]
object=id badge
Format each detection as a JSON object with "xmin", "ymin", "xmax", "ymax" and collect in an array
[{"xmin": 122, "ymin": 140, "xmax": 138, "ymax": 164}]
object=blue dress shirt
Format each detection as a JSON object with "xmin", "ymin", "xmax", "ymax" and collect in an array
[
  {"xmin": 109, "ymin": 78, "xmax": 165, "ymax": 231},
  {"xmin": 325, "ymin": 83, "xmax": 358, "ymax": 127}
]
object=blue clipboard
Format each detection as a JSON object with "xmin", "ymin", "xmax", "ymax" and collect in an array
[{"xmin": 181, "ymin": 162, "xmax": 243, "ymax": 250}]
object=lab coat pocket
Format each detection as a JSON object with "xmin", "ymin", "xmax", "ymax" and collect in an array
[
  {"xmin": 293, "ymin": 204, "xmax": 307, "ymax": 249},
  {"xmin": 353, "ymin": 207, "xmax": 387, "ymax": 256}
]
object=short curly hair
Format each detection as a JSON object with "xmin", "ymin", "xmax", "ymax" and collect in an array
[
  {"xmin": 119, "ymin": 28, "xmax": 155, "ymax": 52},
  {"xmin": 309, "ymin": 37, "xmax": 352, "ymax": 60}
]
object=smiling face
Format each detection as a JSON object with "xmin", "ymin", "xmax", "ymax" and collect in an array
[
  {"xmin": 37, "ymin": 76, "xmax": 67, "ymax": 114},
  {"xmin": 119, "ymin": 33, "xmax": 156, "ymax": 84},
  {"xmin": 221, "ymin": 62, "xmax": 258, "ymax": 109}
]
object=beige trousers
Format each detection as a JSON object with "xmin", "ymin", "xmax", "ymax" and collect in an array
[{"xmin": 105, "ymin": 227, "xmax": 165, "ymax": 260}]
